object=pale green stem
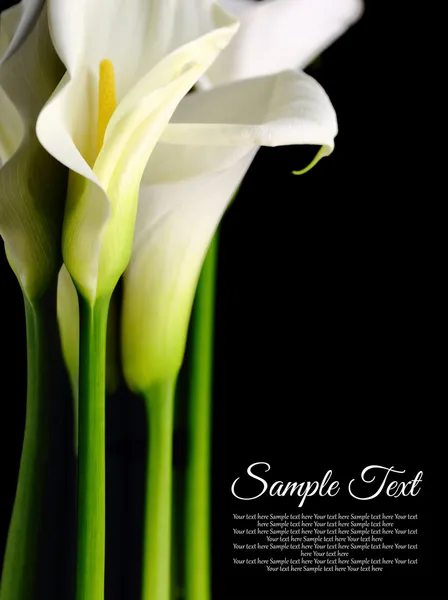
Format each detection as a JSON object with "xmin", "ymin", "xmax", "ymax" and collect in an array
[
  {"xmin": 185, "ymin": 233, "xmax": 218, "ymax": 600},
  {"xmin": 75, "ymin": 295, "xmax": 110, "ymax": 600},
  {"xmin": 0, "ymin": 291, "xmax": 55, "ymax": 600},
  {"xmin": 142, "ymin": 378, "xmax": 176, "ymax": 600}
]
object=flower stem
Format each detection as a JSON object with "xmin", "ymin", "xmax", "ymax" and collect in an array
[
  {"xmin": 0, "ymin": 291, "xmax": 55, "ymax": 600},
  {"xmin": 142, "ymin": 378, "xmax": 176, "ymax": 600},
  {"xmin": 76, "ymin": 295, "xmax": 110, "ymax": 600},
  {"xmin": 185, "ymin": 233, "xmax": 219, "ymax": 600}
]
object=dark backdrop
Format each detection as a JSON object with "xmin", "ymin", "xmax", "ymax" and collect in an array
[{"xmin": 0, "ymin": 1, "xmax": 442, "ymax": 599}]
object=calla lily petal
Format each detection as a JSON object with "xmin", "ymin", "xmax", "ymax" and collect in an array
[
  {"xmin": 162, "ymin": 69, "xmax": 337, "ymax": 151},
  {"xmin": 146, "ymin": 69, "xmax": 337, "ymax": 185},
  {"xmin": 0, "ymin": 2, "xmax": 66, "ymax": 300},
  {"xmin": 37, "ymin": 1, "xmax": 238, "ymax": 301},
  {"xmin": 207, "ymin": 0, "xmax": 363, "ymax": 84},
  {"xmin": 122, "ymin": 69, "xmax": 337, "ymax": 392},
  {"xmin": 0, "ymin": 0, "xmax": 44, "ymax": 64},
  {"xmin": 122, "ymin": 155, "xmax": 256, "ymax": 392}
]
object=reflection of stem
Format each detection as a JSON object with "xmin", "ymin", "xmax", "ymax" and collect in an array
[
  {"xmin": 0, "ymin": 290, "xmax": 56, "ymax": 600},
  {"xmin": 76, "ymin": 296, "xmax": 109, "ymax": 600},
  {"xmin": 142, "ymin": 379, "xmax": 176, "ymax": 600},
  {"xmin": 185, "ymin": 233, "xmax": 218, "ymax": 600}
]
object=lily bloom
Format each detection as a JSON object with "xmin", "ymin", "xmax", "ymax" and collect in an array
[
  {"xmin": 0, "ymin": 0, "xmax": 65, "ymax": 300},
  {"xmin": 37, "ymin": 0, "xmax": 239, "ymax": 303},
  {"xmin": 121, "ymin": 0, "xmax": 363, "ymax": 394},
  {"xmin": 37, "ymin": 5, "xmax": 240, "ymax": 598}
]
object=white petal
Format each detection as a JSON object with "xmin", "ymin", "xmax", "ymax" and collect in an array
[
  {"xmin": 208, "ymin": 0, "xmax": 363, "ymax": 84},
  {"xmin": 0, "ymin": 3, "xmax": 66, "ymax": 300},
  {"xmin": 0, "ymin": 0, "xmax": 44, "ymax": 64},
  {"xmin": 122, "ymin": 151, "xmax": 256, "ymax": 392},
  {"xmin": 145, "ymin": 69, "xmax": 337, "ymax": 186},
  {"xmin": 166, "ymin": 70, "xmax": 337, "ymax": 148},
  {"xmin": 37, "ymin": 6, "xmax": 238, "ymax": 300}
]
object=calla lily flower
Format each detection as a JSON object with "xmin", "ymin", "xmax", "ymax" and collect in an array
[
  {"xmin": 37, "ymin": 0, "xmax": 239, "ymax": 303},
  {"xmin": 122, "ymin": 0, "xmax": 363, "ymax": 393},
  {"xmin": 42, "ymin": 7, "xmax": 240, "ymax": 595},
  {"xmin": 0, "ymin": 0, "xmax": 65, "ymax": 300}
]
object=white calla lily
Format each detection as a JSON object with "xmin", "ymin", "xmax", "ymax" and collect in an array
[
  {"xmin": 118, "ymin": 6, "xmax": 363, "ymax": 599},
  {"xmin": 56, "ymin": 0, "xmax": 362, "ymax": 392},
  {"xmin": 0, "ymin": 0, "xmax": 65, "ymax": 300},
  {"xmin": 122, "ymin": 69, "xmax": 337, "ymax": 392},
  {"xmin": 37, "ymin": 0, "xmax": 239, "ymax": 303},
  {"xmin": 42, "ymin": 6, "xmax": 240, "ymax": 598},
  {"xmin": 121, "ymin": 0, "xmax": 363, "ymax": 393}
]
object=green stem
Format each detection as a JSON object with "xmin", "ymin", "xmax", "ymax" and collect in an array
[
  {"xmin": 142, "ymin": 379, "xmax": 176, "ymax": 600},
  {"xmin": 0, "ymin": 291, "xmax": 55, "ymax": 600},
  {"xmin": 185, "ymin": 233, "xmax": 219, "ymax": 600},
  {"xmin": 76, "ymin": 295, "xmax": 110, "ymax": 600}
]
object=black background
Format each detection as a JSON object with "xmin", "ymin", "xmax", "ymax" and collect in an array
[
  {"xmin": 0, "ymin": 1, "xmax": 443, "ymax": 598},
  {"xmin": 212, "ymin": 2, "xmax": 442, "ymax": 597}
]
